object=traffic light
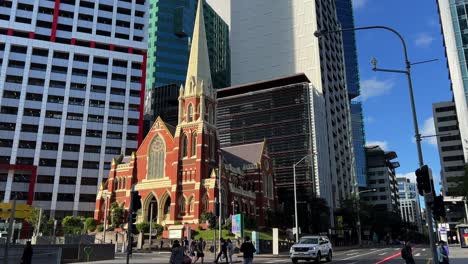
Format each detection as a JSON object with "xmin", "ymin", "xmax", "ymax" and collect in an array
[
  {"xmin": 415, "ymin": 165, "xmax": 431, "ymax": 196},
  {"xmin": 432, "ymin": 195, "xmax": 446, "ymax": 221},
  {"xmin": 131, "ymin": 190, "xmax": 142, "ymax": 212},
  {"xmin": 214, "ymin": 198, "xmax": 219, "ymax": 217}
]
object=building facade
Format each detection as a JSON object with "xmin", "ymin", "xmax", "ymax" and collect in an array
[
  {"xmin": 433, "ymin": 101, "xmax": 466, "ymax": 224},
  {"xmin": 397, "ymin": 177, "xmax": 422, "ymax": 232},
  {"xmin": 95, "ymin": 1, "xmax": 275, "ymax": 229},
  {"xmin": 216, "ymin": 74, "xmax": 333, "ymax": 228},
  {"xmin": 207, "ymin": 0, "xmax": 356, "ymax": 208},
  {"xmin": 437, "ymin": 0, "xmax": 468, "ymax": 160},
  {"xmin": 0, "ymin": 0, "xmax": 147, "ymax": 218},
  {"xmin": 361, "ymin": 146, "xmax": 400, "ymax": 213},
  {"xmin": 144, "ymin": 0, "xmax": 230, "ymax": 126},
  {"xmin": 335, "ymin": 0, "xmax": 367, "ymax": 189}
]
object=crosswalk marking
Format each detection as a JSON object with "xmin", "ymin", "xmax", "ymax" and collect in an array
[
  {"xmin": 394, "ymin": 248, "xmax": 399, "ymax": 251},
  {"xmin": 415, "ymin": 253, "xmax": 421, "ymax": 257},
  {"xmin": 378, "ymin": 252, "xmax": 388, "ymax": 255},
  {"xmin": 422, "ymin": 249, "xmax": 426, "ymax": 252}
]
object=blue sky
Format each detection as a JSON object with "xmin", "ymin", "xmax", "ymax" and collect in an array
[{"xmin": 352, "ymin": 0, "xmax": 451, "ymax": 192}]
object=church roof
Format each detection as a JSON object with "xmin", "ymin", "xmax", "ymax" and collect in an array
[{"xmin": 221, "ymin": 142, "xmax": 265, "ymax": 167}]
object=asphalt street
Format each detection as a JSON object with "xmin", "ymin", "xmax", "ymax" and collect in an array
[{"xmin": 77, "ymin": 246, "xmax": 468, "ymax": 264}]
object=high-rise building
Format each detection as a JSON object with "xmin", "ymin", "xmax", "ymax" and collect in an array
[
  {"xmin": 144, "ymin": 0, "xmax": 230, "ymax": 132},
  {"xmin": 433, "ymin": 101, "xmax": 466, "ymax": 224},
  {"xmin": 335, "ymin": 0, "xmax": 367, "ymax": 189},
  {"xmin": 216, "ymin": 74, "xmax": 332, "ymax": 227},
  {"xmin": 361, "ymin": 146, "xmax": 400, "ymax": 213},
  {"xmin": 397, "ymin": 177, "xmax": 422, "ymax": 232},
  {"xmin": 208, "ymin": 0, "xmax": 356, "ymax": 208},
  {"xmin": 437, "ymin": 0, "xmax": 468, "ymax": 160},
  {"xmin": 0, "ymin": 0, "xmax": 147, "ymax": 218}
]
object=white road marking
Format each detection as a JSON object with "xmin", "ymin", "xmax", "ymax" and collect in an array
[
  {"xmin": 340, "ymin": 248, "xmax": 390, "ymax": 260},
  {"xmin": 378, "ymin": 252, "xmax": 388, "ymax": 255},
  {"xmin": 394, "ymin": 248, "xmax": 400, "ymax": 251},
  {"xmin": 415, "ymin": 253, "xmax": 421, "ymax": 257},
  {"xmin": 422, "ymin": 248, "xmax": 426, "ymax": 251},
  {"xmin": 346, "ymin": 252, "xmax": 360, "ymax": 256}
]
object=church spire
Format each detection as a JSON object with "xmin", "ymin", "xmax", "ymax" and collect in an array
[{"xmin": 184, "ymin": 0, "xmax": 213, "ymax": 98}]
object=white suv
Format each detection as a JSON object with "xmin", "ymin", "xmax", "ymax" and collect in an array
[{"xmin": 289, "ymin": 236, "xmax": 332, "ymax": 263}]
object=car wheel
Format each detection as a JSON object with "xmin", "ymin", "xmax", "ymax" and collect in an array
[
  {"xmin": 292, "ymin": 258, "xmax": 298, "ymax": 264},
  {"xmin": 315, "ymin": 252, "xmax": 321, "ymax": 263},
  {"xmin": 326, "ymin": 250, "xmax": 332, "ymax": 262}
]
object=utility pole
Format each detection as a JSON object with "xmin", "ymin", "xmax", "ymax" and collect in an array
[
  {"xmin": 126, "ymin": 186, "xmax": 135, "ymax": 264},
  {"xmin": 4, "ymin": 197, "xmax": 17, "ymax": 264},
  {"xmin": 36, "ymin": 208, "xmax": 43, "ymax": 237},
  {"xmin": 218, "ymin": 153, "xmax": 222, "ymax": 243},
  {"xmin": 103, "ymin": 195, "xmax": 109, "ymax": 244}
]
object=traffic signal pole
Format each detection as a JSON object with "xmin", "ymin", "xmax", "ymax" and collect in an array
[{"xmin": 126, "ymin": 186, "xmax": 135, "ymax": 264}]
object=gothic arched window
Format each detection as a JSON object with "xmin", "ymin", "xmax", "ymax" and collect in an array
[
  {"xmin": 187, "ymin": 104, "xmax": 193, "ymax": 122},
  {"xmin": 181, "ymin": 134, "xmax": 188, "ymax": 158},
  {"xmin": 188, "ymin": 196, "xmax": 194, "ymax": 214},
  {"xmin": 191, "ymin": 133, "xmax": 197, "ymax": 157},
  {"xmin": 179, "ymin": 196, "xmax": 186, "ymax": 213},
  {"xmin": 148, "ymin": 136, "xmax": 165, "ymax": 179}
]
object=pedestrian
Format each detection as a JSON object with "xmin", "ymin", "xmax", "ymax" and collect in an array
[
  {"xmin": 184, "ymin": 237, "xmax": 190, "ymax": 253},
  {"xmin": 437, "ymin": 241, "xmax": 449, "ymax": 264},
  {"xmin": 240, "ymin": 236, "xmax": 256, "ymax": 264},
  {"xmin": 192, "ymin": 238, "xmax": 205, "ymax": 264},
  {"xmin": 170, "ymin": 240, "xmax": 186, "ymax": 264},
  {"xmin": 161, "ymin": 240, "xmax": 164, "ymax": 249},
  {"xmin": 400, "ymin": 241, "xmax": 415, "ymax": 264},
  {"xmin": 215, "ymin": 238, "xmax": 228, "ymax": 264},
  {"xmin": 443, "ymin": 241, "xmax": 450, "ymax": 260},
  {"xmin": 20, "ymin": 241, "xmax": 33, "ymax": 264},
  {"xmin": 227, "ymin": 238, "xmax": 235, "ymax": 264}
]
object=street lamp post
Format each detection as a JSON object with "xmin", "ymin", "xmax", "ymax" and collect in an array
[
  {"xmin": 293, "ymin": 155, "xmax": 310, "ymax": 243},
  {"xmin": 103, "ymin": 195, "xmax": 109, "ymax": 244},
  {"xmin": 315, "ymin": 26, "xmax": 437, "ymax": 264},
  {"xmin": 149, "ymin": 201, "xmax": 155, "ymax": 249}
]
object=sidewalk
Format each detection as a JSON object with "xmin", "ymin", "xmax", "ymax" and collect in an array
[{"xmin": 447, "ymin": 246, "xmax": 468, "ymax": 264}]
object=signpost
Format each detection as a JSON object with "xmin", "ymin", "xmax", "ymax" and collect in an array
[{"xmin": 0, "ymin": 203, "xmax": 33, "ymax": 219}]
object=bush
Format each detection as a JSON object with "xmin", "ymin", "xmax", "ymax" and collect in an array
[
  {"xmin": 201, "ymin": 212, "xmax": 217, "ymax": 229},
  {"xmin": 62, "ymin": 216, "xmax": 84, "ymax": 234},
  {"xmin": 197, "ymin": 225, "xmax": 204, "ymax": 231},
  {"xmin": 151, "ymin": 222, "xmax": 164, "ymax": 237},
  {"xmin": 84, "ymin": 218, "xmax": 97, "ymax": 232},
  {"xmin": 97, "ymin": 224, "xmax": 104, "ymax": 232},
  {"xmin": 136, "ymin": 222, "xmax": 150, "ymax": 234}
]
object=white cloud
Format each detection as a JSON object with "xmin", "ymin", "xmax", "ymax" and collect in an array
[
  {"xmin": 352, "ymin": 0, "xmax": 368, "ymax": 9},
  {"xmin": 366, "ymin": 140, "xmax": 389, "ymax": 150},
  {"xmin": 358, "ymin": 77, "xmax": 394, "ymax": 101},
  {"xmin": 397, "ymin": 172, "xmax": 416, "ymax": 183},
  {"xmin": 420, "ymin": 117, "xmax": 437, "ymax": 146},
  {"xmin": 414, "ymin": 33, "xmax": 434, "ymax": 47}
]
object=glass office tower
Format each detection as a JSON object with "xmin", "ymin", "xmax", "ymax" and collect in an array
[{"xmin": 335, "ymin": 0, "xmax": 367, "ymax": 188}]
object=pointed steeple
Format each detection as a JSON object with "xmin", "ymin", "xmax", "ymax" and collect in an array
[{"xmin": 184, "ymin": 0, "xmax": 213, "ymax": 98}]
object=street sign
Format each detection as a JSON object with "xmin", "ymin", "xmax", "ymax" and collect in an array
[{"xmin": 0, "ymin": 203, "xmax": 33, "ymax": 219}]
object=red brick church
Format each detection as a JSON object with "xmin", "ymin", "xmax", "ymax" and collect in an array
[{"xmin": 94, "ymin": 0, "xmax": 276, "ymax": 229}]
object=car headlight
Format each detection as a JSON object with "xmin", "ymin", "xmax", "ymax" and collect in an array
[
  {"xmin": 309, "ymin": 247, "xmax": 316, "ymax": 251},
  {"xmin": 290, "ymin": 248, "xmax": 294, "ymax": 253}
]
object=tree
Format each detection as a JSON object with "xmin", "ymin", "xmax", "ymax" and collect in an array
[
  {"xmin": 201, "ymin": 212, "xmax": 216, "ymax": 229},
  {"xmin": 26, "ymin": 208, "xmax": 47, "ymax": 236},
  {"xmin": 151, "ymin": 221, "xmax": 164, "ymax": 237},
  {"xmin": 110, "ymin": 202, "xmax": 124, "ymax": 228},
  {"xmin": 305, "ymin": 196, "xmax": 330, "ymax": 234},
  {"xmin": 84, "ymin": 217, "xmax": 97, "ymax": 232},
  {"xmin": 136, "ymin": 222, "xmax": 150, "ymax": 233},
  {"xmin": 62, "ymin": 216, "xmax": 84, "ymax": 234}
]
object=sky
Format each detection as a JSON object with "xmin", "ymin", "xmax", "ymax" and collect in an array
[{"xmin": 352, "ymin": 0, "xmax": 451, "ymax": 192}]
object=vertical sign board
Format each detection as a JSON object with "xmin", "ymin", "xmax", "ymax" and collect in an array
[
  {"xmin": 231, "ymin": 214, "xmax": 244, "ymax": 238},
  {"xmin": 458, "ymin": 225, "xmax": 468, "ymax": 248}
]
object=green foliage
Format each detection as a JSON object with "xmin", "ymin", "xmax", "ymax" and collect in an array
[
  {"xmin": 26, "ymin": 208, "xmax": 48, "ymax": 235},
  {"xmin": 197, "ymin": 225, "xmax": 204, "ymax": 231},
  {"xmin": 136, "ymin": 222, "xmax": 150, "ymax": 234},
  {"xmin": 151, "ymin": 222, "xmax": 164, "ymax": 237},
  {"xmin": 201, "ymin": 212, "xmax": 217, "ymax": 229},
  {"xmin": 110, "ymin": 202, "xmax": 124, "ymax": 228},
  {"xmin": 222, "ymin": 217, "xmax": 232, "ymax": 231},
  {"xmin": 62, "ymin": 216, "xmax": 84, "ymax": 234},
  {"xmin": 84, "ymin": 218, "xmax": 97, "ymax": 232},
  {"xmin": 96, "ymin": 224, "xmax": 104, "ymax": 232}
]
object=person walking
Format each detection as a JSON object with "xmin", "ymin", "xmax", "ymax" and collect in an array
[
  {"xmin": 192, "ymin": 238, "xmax": 205, "ymax": 264},
  {"xmin": 215, "ymin": 238, "xmax": 228, "ymax": 264},
  {"xmin": 170, "ymin": 240, "xmax": 186, "ymax": 264},
  {"xmin": 400, "ymin": 241, "xmax": 415, "ymax": 264},
  {"xmin": 227, "ymin": 239, "xmax": 235, "ymax": 264},
  {"xmin": 20, "ymin": 241, "xmax": 33, "ymax": 264},
  {"xmin": 240, "ymin": 236, "xmax": 256, "ymax": 264},
  {"xmin": 437, "ymin": 241, "xmax": 449, "ymax": 264}
]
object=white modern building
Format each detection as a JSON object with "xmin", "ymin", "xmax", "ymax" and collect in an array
[
  {"xmin": 207, "ymin": 0, "xmax": 356, "ymax": 209},
  {"xmin": 437, "ymin": 0, "xmax": 468, "ymax": 161},
  {"xmin": 0, "ymin": 0, "xmax": 147, "ymax": 218},
  {"xmin": 433, "ymin": 101, "xmax": 466, "ymax": 224},
  {"xmin": 397, "ymin": 177, "xmax": 422, "ymax": 232}
]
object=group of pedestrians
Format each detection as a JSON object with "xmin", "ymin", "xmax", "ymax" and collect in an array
[
  {"xmin": 401, "ymin": 240, "xmax": 450, "ymax": 264},
  {"xmin": 170, "ymin": 236, "xmax": 256, "ymax": 264}
]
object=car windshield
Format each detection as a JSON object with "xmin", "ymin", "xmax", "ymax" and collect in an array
[{"xmin": 298, "ymin": 238, "xmax": 318, "ymax": 244}]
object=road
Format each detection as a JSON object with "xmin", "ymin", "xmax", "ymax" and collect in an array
[{"xmin": 77, "ymin": 246, "xmax": 468, "ymax": 264}]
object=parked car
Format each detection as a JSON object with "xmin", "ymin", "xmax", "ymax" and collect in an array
[{"xmin": 289, "ymin": 235, "xmax": 332, "ymax": 263}]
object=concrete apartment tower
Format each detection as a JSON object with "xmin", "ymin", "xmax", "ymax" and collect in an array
[
  {"xmin": 207, "ymin": 0, "xmax": 356, "ymax": 209},
  {"xmin": 397, "ymin": 177, "xmax": 422, "ymax": 232},
  {"xmin": 0, "ymin": 0, "xmax": 147, "ymax": 218}
]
